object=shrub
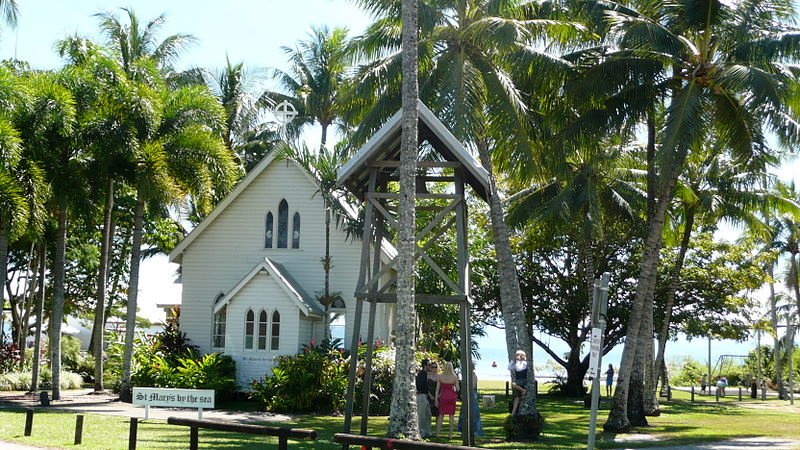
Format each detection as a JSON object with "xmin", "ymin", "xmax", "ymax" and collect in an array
[
  {"xmin": 250, "ymin": 338, "xmax": 348, "ymax": 414},
  {"xmin": 671, "ymin": 356, "xmax": 705, "ymax": 386},
  {"xmin": 0, "ymin": 370, "xmax": 83, "ymax": 391},
  {"xmin": 0, "ymin": 342, "xmax": 20, "ymax": 374}
]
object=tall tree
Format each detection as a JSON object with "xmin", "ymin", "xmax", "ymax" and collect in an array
[
  {"xmin": 387, "ymin": 0, "xmax": 420, "ymax": 439},
  {"xmin": 352, "ymin": 0, "xmax": 579, "ymax": 418},
  {"xmin": 263, "ymin": 26, "xmax": 353, "ymax": 147},
  {"xmin": 578, "ymin": 0, "xmax": 800, "ymax": 432},
  {"xmin": 19, "ymin": 70, "xmax": 79, "ymax": 400}
]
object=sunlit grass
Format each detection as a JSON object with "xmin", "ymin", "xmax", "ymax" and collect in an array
[{"xmin": 0, "ymin": 384, "xmax": 798, "ymax": 449}]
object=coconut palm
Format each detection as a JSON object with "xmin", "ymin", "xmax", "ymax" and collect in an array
[
  {"xmin": 263, "ymin": 26, "xmax": 354, "ymax": 147},
  {"xmin": 582, "ymin": 0, "xmax": 800, "ymax": 431},
  {"xmin": 386, "ymin": 0, "xmax": 420, "ymax": 439},
  {"xmin": 0, "ymin": 0, "xmax": 17, "ymax": 32},
  {"xmin": 353, "ymin": 0, "xmax": 580, "ymax": 419},
  {"xmin": 94, "ymin": 7, "xmax": 196, "ymax": 81},
  {"xmin": 202, "ymin": 57, "xmax": 279, "ymax": 171},
  {"xmin": 649, "ymin": 155, "xmax": 798, "ymax": 411}
]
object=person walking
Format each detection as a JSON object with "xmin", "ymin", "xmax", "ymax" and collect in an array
[
  {"xmin": 435, "ymin": 362, "xmax": 459, "ymax": 439},
  {"xmin": 604, "ymin": 364, "xmax": 615, "ymax": 397},
  {"xmin": 701, "ymin": 374, "xmax": 708, "ymax": 395},
  {"xmin": 416, "ymin": 359, "xmax": 432, "ymax": 438}
]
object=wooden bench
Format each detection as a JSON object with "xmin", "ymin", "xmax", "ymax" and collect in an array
[
  {"xmin": 334, "ymin": 433, "xmax": 483, "ymax": 449},
  {"xmin": 167, "ymin": 417, "xmax": 316, "ymax": 450}
]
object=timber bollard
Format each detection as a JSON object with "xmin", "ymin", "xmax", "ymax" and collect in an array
[
  {"xmin": 24, "ymin": 409, "xmax": 33, "ymax": 436},
  {"xmin": 762, "ymin": 385, "xmax": 767, "ymax": 400},
  {"xmin": 739, "ymin": 387, "xmax": 742, "ymax": 401},
  {"xmin": 74, "ymin": 414, "xmax": 84, "ymax": 445},
  {"xmin": 128, "ymin": 417, "xmax": 138, "ymax": 450},
  {"xmin": 190, "ymin": 427, "xmax": 199, "ymax": 450},
  {"xmin": 505, "ymin": 381, "xmax": 510, "ymax": 399},
  {"xmin": 691, "ymin": 386, "xmax": 695, "ymax": 403},
  {"xmin": 667, "ymin": 385, "xmax": 672, "ymax": 401}
]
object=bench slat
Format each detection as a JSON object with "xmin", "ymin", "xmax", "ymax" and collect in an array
[{"xmin": 167, "ymin": 417, "xmax": 316, "ymax": 439}]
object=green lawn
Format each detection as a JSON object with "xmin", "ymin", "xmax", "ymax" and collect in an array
[{"xmin": 0, "ymin": 382, "xmax": 797, "ymax": 449}]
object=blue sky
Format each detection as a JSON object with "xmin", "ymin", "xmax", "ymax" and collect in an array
[
  {"xmin": 0, "ymin": 1, "xmax": 372, "ymax": 72},
  {"xmin": 3, "ymin": 0, "xmax": 795, "ymax": 380}
]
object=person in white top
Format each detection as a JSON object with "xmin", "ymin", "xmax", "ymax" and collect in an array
[{"xmin": 507, "ymin": 350, "xmax": 528, "ymax": 415}]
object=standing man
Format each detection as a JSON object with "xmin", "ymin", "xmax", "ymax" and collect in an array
[
  {"xmin": 416, "ymin": 359, "xmax": 432, "ymax": 438},
  {"xmin": 604, "ymin": 364, "xmax": 615, "ymax": 397}
]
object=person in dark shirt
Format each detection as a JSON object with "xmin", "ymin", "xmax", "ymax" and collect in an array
[{"xmin": 416, "ymin": 359, "xmax": 432, "ymax": 437}]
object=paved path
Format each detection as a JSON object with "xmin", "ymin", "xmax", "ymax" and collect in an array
[{"xmin": 631, "ymin": 437, "xmax": 800, "ymax": 450}]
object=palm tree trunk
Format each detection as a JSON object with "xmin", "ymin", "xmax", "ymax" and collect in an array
[
  {"xmin": 29, "ymin": 244, "xmax": 46, "ymax": 393},
  {"xmin": 321, "ymin": 123, "xmax": 328, "ymax": 148},
  {"xmin": 92, "ymin": 179, "xmax": 114, "ymax": 392},
  {"xmin": 51, "ymin": 204, "xmax": 68, "ymax": 400},
  {"xmin": 388, "ymin": 0, "xmax": 420, "ymax": 439},
  {"xmin": 768, "ymin": 264, "xmax": 784, "ymax": 398},
  {"xmin": 323, "ymin": 208, "xmax": 332, "ymax": 340},
  {"xmin": 475, "ymin": 143, "xmax": 538, "ymax": 415},
  {"xmin": 652, "ymin": 211, "xmax": 695, "ymax": 396},
  {"xmin": 605, "ymin": 175, "xmax": 675, "ymax": 432},
  {"xmin": 120, "ymin": 189, "xmax": 144, "ymax": 403},
  {"xmin": 0, "ymin": 218, "xmax": 8, "ymax": 316},
  {"xmin": 17, "ymin": 243, "xmax": 37, "ymax": 370},
  {"xmin": 642, "ymin": 293, "xmax": 659, "ymax": 417}
]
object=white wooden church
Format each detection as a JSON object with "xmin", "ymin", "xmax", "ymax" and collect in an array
[{"xmin": 168, "ymin": 152, "xmax": 396, "ymax": 387}]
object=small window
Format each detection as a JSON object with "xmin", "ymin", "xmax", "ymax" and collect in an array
[
  {"xmin": 245, "ymin": 309, "xmax": 255, "ymax": 349},
  {"xmin": 265, "ymin": 212, "xmax": 273, "ymax": 248},
  {"xmin": 213, "ymin": 306, "xmax": 226, "ymax": 348},
  {"xmin": 258, "ymin": 310, "xmax": 268, "ymax": 350},
  {"xmin": 292, "ymin": 212, "xmax": 301, "ymax": 248},
  {"xmin": 278, "ymin": 200, "xmax": 288, "ymax": 248},
  {"xmin": 271, "ymin": 310, "xmax": 281, "ymax": 350}
]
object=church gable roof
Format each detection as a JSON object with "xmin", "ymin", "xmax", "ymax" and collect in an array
[{"xmin": 212, "ymin": 257, "xmax": 324, "ymax": 317}]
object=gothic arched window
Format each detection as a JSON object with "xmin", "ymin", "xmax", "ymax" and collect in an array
[
  {"xmin": 265, "ymin": 212, "xmax": 273, "ymax": 248},
  {"xmin": 277, "ymin": 200, "xmax": 288, "ymax": 248},
  {"xmin": 292, "ymin": 212, "xmax": 301, "ymax": 248},
  {"xmin": 244, "ymin": 309, "xmax": 255, "ymax": 349},
  {"xmin": 270, "ymin": 310, "xmax": 281, "ymax": 350},
  {"xmin": 258, "ymin": 310, "xmax": 268, "ymax": 350}
]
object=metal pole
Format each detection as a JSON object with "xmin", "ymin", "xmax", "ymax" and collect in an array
[
  {"xmin": 587, "ymin": 273, "xmax": 609, "ymax": 450},
  {"xmin": 788, "ymin": 324, "xmax": 794, "ymax": 406},
  {"xmin": 708, "ymin": 335, "xmax": 712, "ymax": 386}
]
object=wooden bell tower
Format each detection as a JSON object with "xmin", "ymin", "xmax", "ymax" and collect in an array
[{"xmin": 337, "ymin": 101, "xmax": 491, "ymax": 445}]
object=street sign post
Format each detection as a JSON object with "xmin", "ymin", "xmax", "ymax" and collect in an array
[{"xmin": 587, "ymin": 272, "xmax": 610, "ymax": 450}]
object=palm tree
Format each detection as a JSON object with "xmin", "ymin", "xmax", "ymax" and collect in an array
[
  {"xmin": 274, "ymin": 142, "xmax": 351, "ymax": 339},
  {"xmin": 649, "ymin": 155, "xmax": 797, "ymax": 411},
  {"xmin": 0, "ymin": 0, "xmax": 17, "ymax": 33},
  {"xmin": 94, "ymin": 7, "xmax": 196, "ymax": 81},
  {"xmin": 387, "ymin": 0, "xmax": 420, "ymax": 439},
  {"xmin": 577, "ymin": 0, "xmax": 800, "ymax": 431},
  {"xmin": 202, "ymin": 57, "xmax": 279, "ymax": 171},
  {"xmin": 18, "ymin": 70, "xmax": 79, "ymax": 400},
  {"xmin": 353, "ymin": 0, "xmax": 579, "ymax": 419},
  {"xmin": 263, "ymin": 26, "xmax": 354, "ymax": 147},
  {"xmin": 119, "ymin": 79, "xmax": 238, "ymax": 402}
]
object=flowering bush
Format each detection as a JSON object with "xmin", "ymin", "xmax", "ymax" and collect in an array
[{"xmin": 0, "ymin": 343, "xmax": 20, "ymax": 374}]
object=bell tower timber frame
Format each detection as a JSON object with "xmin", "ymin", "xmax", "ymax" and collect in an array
[{"xmin": 337, "ymin": 101, "xmax": 491, "ymax": 446}]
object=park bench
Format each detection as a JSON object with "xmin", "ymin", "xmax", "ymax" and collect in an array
[
  {"xmin": 165, "ymin": 417, "xmax": 316, "ymax": 450},
  {"xmin": 334, "ymin": 433, "xmax": 484, "ymax": 450}
]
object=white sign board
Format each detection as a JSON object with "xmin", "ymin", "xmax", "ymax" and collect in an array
[
  {"xmin": 133, "ymin": 387, "xmax": 214, "ymax": 419},
  {"xmin": 588, "ymin": 327, "xmax": 602, "ymax": 378}
]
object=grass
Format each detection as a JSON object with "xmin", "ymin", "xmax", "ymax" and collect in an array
[{"xmin": 0, "ymin": 381, "xmax": 797, "ymax": 449}]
